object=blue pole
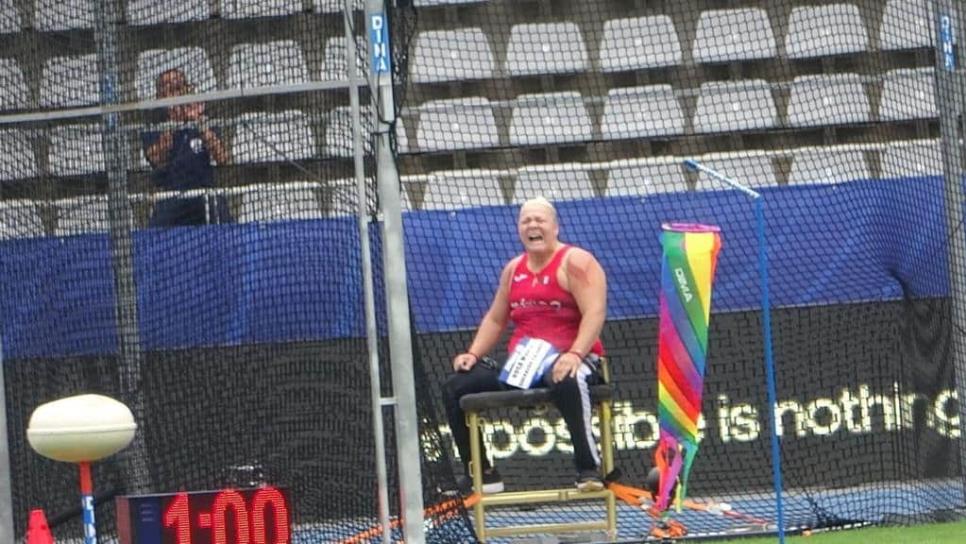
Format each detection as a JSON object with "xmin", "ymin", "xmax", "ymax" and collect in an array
[{"xmin": 755, "ymin": 198, "xmax": 785, "ymax": 544}]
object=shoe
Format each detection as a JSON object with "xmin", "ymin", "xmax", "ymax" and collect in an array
[
  {"xmin": 455, "ymin": 468, "xmax": 505, "ymax": 494},
  {"xmin": 575, "ymin": 470, "xmax": 605, "ymax": 492}
]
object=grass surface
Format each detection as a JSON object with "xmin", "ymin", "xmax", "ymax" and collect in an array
[{"xmin": 701, "ymin": 520, "xmax": 966, "ymax": 543}]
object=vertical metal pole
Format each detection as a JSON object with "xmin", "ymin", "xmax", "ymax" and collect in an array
[
  {"xmin": 755, "ymin": 199, "xmax": 785, "ymax": 544},
  {"xmin": 345, "ymin": 2, "xmax": 392, "ymax": 542},
  {"xmin": 932, "ymin": 0, "xmax": 966, "ymax": 495},
  {"xmin": 93, "ymin": 0, "xmax": 150, "ymax": 492},
  {"xmin": 365, "ymin": 2, "xmax": 426, "ymax": 542},
  {"xmin": 0, "ymin": 339, "xmax": 14, "ymax": 544}
]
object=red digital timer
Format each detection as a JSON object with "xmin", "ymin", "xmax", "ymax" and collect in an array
[{"xmin": 117, "ymin": 487, "xmax": 291, "ymax": 544}]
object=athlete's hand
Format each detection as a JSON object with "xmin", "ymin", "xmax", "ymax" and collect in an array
[
  {"xmin": 552, "ymin": 352, "xmax": 583, "ymax": 383},
  {"xmin": 453, "ymin": 353, "xmax": 479, "ymax": 372}
]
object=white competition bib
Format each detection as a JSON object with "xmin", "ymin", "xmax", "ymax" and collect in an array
[{"xmin": 499, "ymin": 337, "xmax": 559, "ymax": 389}]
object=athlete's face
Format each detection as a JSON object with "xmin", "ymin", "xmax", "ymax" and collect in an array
[{"xmin": 517, "ymin": 203, "xmax": 559, "ymax": 253}]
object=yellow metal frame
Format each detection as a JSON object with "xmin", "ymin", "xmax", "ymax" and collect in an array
[{"xmin": 466, "ymin": 359, "xmax": 617, "ymax": 542}]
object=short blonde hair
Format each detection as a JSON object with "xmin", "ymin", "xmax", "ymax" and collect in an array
[{"xmin": 519, "ymin": 196, "xmax": 557, "ymax": 221}]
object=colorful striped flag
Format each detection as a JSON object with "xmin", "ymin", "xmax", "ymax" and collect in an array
[{"xmin": 654, "ymin": 223, "xmax": 721, "ymax": 511}]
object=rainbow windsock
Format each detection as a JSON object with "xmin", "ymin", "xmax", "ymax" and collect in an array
[{"xmin": 653, "ymin": 223, "xmax": 721, "ymax": 511}]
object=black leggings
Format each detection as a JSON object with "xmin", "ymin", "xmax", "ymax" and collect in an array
[{"xmin": 443, "ymin": 356, "xmax": 603, "ymax": 474}]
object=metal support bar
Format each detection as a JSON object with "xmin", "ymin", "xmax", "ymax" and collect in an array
[{"xmin": 0, "ymin": 338, "xmax": 13, "ymax": 544}]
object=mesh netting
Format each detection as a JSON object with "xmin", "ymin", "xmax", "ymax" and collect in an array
[
  {"xmin": 393, "ymin": 0, "xmax": 965, "ymax": 540},
  {"xmin": 0, "ymin": 2, "xmax": 473, "ymax": 542}
]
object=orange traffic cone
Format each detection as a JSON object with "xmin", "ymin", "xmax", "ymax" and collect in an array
[{"xmin": 25, "ymin": 508, "xmax": 54, "ymax": 544}]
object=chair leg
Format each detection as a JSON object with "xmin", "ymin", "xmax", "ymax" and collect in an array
[
  {"xmin": 466, "ymin": 410, "xmax": 486, "ymax": 541},
  {"xmin": 599, "ymin": 399, "xmax": 617, "ymax": 541}
]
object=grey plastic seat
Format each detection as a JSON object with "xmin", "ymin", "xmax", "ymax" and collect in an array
[
  {"xmin": 0, "ymin": 58, "xmax": 29, "ymax": 110},
  {"xmin": 599, "ymin": 15, "xmax": 682, "ymax": 72},
  {"xmin": 127, "ymin": 0, "xmax": 209, "ymax": 25},
  {"xmin": 35, "ymin": 0, "xmax": 94, "ymax": 31},
  {"xmin": 505, "ymin": 22, "xmax": 588, "ymax": 76},
  {"xmin": 54, "ymin": 196, "xmax": 109, "ymax": 235},
  {"xmin": 413, "ymin": 0, "xmax": 487, "ymax": 5},
  {"xmin": 237, "ymin": 182, "xmax": 324, "ymax": 223},
  {"xmin": 606, "ymin": 157, "xmax": 688, "ymax": 196},
  {"xmin": 227, "ymin": 41, "xmax": 308, "ymax": 89},
  {"xmin": 693, "ymin": 8, "xmax": 777, "ymax": 63},
  {"xmin": 222, "ymin": 0, "xmax": 301, "ymax": 18},
  {"xmin": 40, "ymin": 55, "xmax": 100, "ymax": 108},
  {"xmin": 693, "ymin": 151, "xmax": 779, "ymax": 190},
  {"xmin": 512, "ymin": 163, "xmax": 597, "ymax": 203},
  {"xmin": 411, "ymin": 28, "xmax": 495, "ymax": 83},
  {"xmin": 879, "ymin": 68, "xmax": 937, "ymax": 121},
  {"xmin": 0, "ymin": 200, "xmax": 44, "ymax": 240},
  {"xmin": 0, "ymin": 0, "xmax": 21, "ymax": 34},
  {"xmin": 785, "ymin": 4, "xmax": 869, "ymax": 59},
  {"xmin": 879, "ymin": 140, "xmax": 942, "ymax": 178},
  {"xmin": 787, "ymin": 73, "xmax": 871, "ymax": 127},
  {"xmin": 233, "ymin": 111, "xmax": 316, "ymax": 164},
  {"xmin": 0, "ymin": 130, "xmax": 38, "ymax": 180},
  {"xmin": 880, "ymin": 0, "xmax": 934, "ymax": 50},
  {"xmin": 509, "ymin": 92, "xmax": 592, "ymax": 146},
  {"xmin": 422, "ymin": 169, "xmax": 505, "ymax": 209},
  {"xmin": 788, "ymin": 146, "xmax": 871, "ymax": 185},
  {"xmin": 323, "ymin": 106, "xmax": 374, "ymax": 158},
  {"xmin": 49, "ymin": 125, "xmax": 105, "ymax": 176},
  {"xmin": 601, "ymin": 85, "xmax": 684, "ymax": 140},
  {"xmin": 136, "ymin": 47, "xmax": 216, "ymax": 101},
  {"xmin": 693, "ymin": 79, "xmax": 777, "ymax": 133},
  {"xmin": 320, "ymin": 35, "xmax": 366, "ymax": 81},
  {"xmin": 417, "ymin": 97, "xmax": 499, "ymax": 152},
  {"xmin": 314, "ymin": 0, "xmax": 364, "ymax": 12}
]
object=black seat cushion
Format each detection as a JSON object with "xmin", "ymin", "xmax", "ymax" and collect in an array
[{"xmin": 460, "ymin": 384, "xmax": 613, "ymax": 412}]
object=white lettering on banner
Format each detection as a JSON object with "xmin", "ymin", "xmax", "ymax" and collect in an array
[
  {"xmin": 674, "ymin": 268, "xmax": 693, "ymax": 302},
  {"xmin": 439, "ymin": 385, "xmax": 959, "ymax": 462}
]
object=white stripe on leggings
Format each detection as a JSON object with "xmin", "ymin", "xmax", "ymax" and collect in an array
[{"xmin": 576, "ymin": 363, "xmax": 600, "ymax": 468}]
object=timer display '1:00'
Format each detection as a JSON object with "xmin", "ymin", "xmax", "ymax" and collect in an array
[{"xmin": 116, "ymin": 486, "xmax": 290, "ymax": 544}]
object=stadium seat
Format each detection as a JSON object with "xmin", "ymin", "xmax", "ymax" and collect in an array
[
  {"xmin": 416, "ymin": 97, "xmax": 499, "ymax": 152},
  {"xmin": 509, "ymin": 92, "xmax": 592, "ymax": 146},
  {"xmin": 600, "ymin": 85, "xmax": 685, "ymax": 140},
  {"xmin": 35, "ymin": 0, "xmax": 94, "ymax": 31},
  {"xmin": 40, "ymin": 54, "xmax": 100, "ymax": 109},
  {"xmin": 880, "ymin": 0, "xmax": 934, "ymax": 50},
  {"xmin": 879, "ymin": 139, "xmax": 942, "ymax": 178},
  {"xmin": 0, "ymin": 130, "xmax": 38, "ymax": 180},
  {"xmin": 54, "ymin": 195, "xmax": 109, "ymax": 235},
  {"xmin": 785, "ymin": 4, "xmax": 870, "ymax": 59},
  {"xmin": 394, "ymin": 117, "xmax": 410, "ymax": 153},
  {"xmin": 226, "ymin": 41, "xmax": 308, "ymax": 90},
  {"xmin": 314, "ymin": 0, "xmax": 364, "ymax": 13},
  {"xmin": 605, "ymin": 157, "xmax": 688, "ymax": 196},
  {"xmin": 233, "ymin": 110, "xmax": 316, "ymax": 164},
  {"xmin": 0, "ymin": 200, "xmax": 44, "ymax": 239},
  {"xmin": 512, "ymin": 163, "xmax": 597, "ymax": 203},
  {"xmin": 0, "ymin": 0, "xmax": 21, "ymax": 34},
  {"xmin": 236, "ymin": 182, "xmax": 325, "ymax": 223},
  {"xmin": 787, "ymin": 73, "xmax": 871, "ymax": 127},
  {"xmin": 222, "ymin": 0, "xmax": 302, "ymax": 18},
  {"xmin": 126, "ymin": 0, "xmax": 210, "ymax": 25},
  {"xmin": 692, "ymin": 8, "xmax": 777, "ymax": 63},
  {"xmin": 0, "ymin": 58, "xmax": 30, "ymax": 110},
  {"xmin": 505, "ymin": 22, "xmax": 588, "ymax": 76},
  {"xmin": 788, "ymin": 146, "xmax": 871, "ymax": 184},
  {"xmin": 412, "ymin": 0, "xmax": 488, "ymax": 6},
  {"xmin": 320, "ymin": 35, "xmax": 366, "ymax": 82},
  {"xmin": 411, "ymin": 28, "xmax": 496, "ymax": 83},
  {"xmin": 323, "ymin": 106, "xmax": 374, "ymax": 158},
  {"xmin": 136, "ymin": 47, "xmax": 216, "ymax": 101},
  {"xmin": 879, "ymin": 67, "xmax": 937, "ymax": 121},
  {"xmin": 599, "ymin": 15, "xmax": 682, "ymax": 72},
  {"xmin": 693, "ymin": 79, "xmax": 777, "ymax": 133},
  {"xmin": 48, "ymin": 125, "xmax": 105, "ymax": 176},
  {"xmin": 693, "ymin": 151, "xmax": 779, "ymax": 190},
  {"xmin": 421, "ymin": 169, "xmax": 505, "ymax": 209}
]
